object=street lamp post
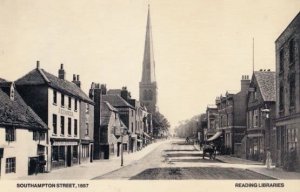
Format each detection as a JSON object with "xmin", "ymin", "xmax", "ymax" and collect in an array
[
  {"xmin": 120, "ymin": 127, "xmax": 127, "ymax": 167},
  {"xmin": 261, "ymin": 107, "xmax": 271, "ymax": 168}
]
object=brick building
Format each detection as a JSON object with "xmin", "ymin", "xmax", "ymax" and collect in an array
[
  {"xmin": 275, "ymin": 12, "xmax": 300, "ymax": 170},
  {"xmin": 246, "ymin": 71, "xmax": 276, "ymax": 162},
  {"xmin": 216, "ymin": 76, "xmax": 250, "ymax": 156}
]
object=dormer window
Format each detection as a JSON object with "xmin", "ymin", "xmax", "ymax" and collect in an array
[{"xmin": 10, "ymin": 86, "xmax": 15, "ymax": 101}]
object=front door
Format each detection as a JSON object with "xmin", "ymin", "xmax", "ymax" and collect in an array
[{"xmin": 67, "ymin": 146, "xmax": 72, "ymax": 167}]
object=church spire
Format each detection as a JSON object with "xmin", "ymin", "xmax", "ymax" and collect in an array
[
  {"xmin": 139, "ymin": 4, "xmax": 158, "ymax": 114},
  {"xmin": 141, "ymin": 4, "xmax": 156, "ymax": 83}
]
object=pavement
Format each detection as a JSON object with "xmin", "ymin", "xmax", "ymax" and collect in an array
[
  {"xmin": 194, "ymin": 143, "xmax": 300, "ymax": 180},
  {"xmin": 17, "ymin": 139, "xmax": 171, "ymax": 180}
]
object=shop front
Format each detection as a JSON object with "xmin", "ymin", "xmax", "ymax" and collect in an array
[{"xmin": 50, "ymin": 140, "xmax": 79, "ymax": 170}]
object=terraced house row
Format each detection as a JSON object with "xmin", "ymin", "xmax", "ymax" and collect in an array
[
  {"xmin": 0, "ymin": 5, "xmax": 157, "ymax": 179},
  {"xmin": 198, "ymin": 12, "xmax": 300, "ymax": 172},
  {"xmin": 0, "ymin": 62, "xmax": 154, "ymax": 179}
]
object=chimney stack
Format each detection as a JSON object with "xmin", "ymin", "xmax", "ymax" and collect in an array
[
  {"xmin": 36, "ymin": 60, "xmax": 40, "ymax": 69},
  {"xmin": 72, "ymin": 74, "xmax": 81, "ymax": 88},
  {"xmin": 58, "ymin": 64, "xmax": 65, "ymax": 80},
  {"xmin": 241, "ymin": 75, "xmax": 250, "ymax": 93}
]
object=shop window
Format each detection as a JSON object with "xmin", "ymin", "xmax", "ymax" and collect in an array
[
  {"xmin": 52, "ymin": 146, "xmax": 59, "ymax": 161},
  {"xmin": 73, "ymin": 146, "xmax": 78, "ymax": 158},
  {"xmin": 5, "ymin": 157, "xmax": 16, "ymax": 173},
  {"xmin": 59, "ymin": 146, "xmax": 65, "ymax": 160}
]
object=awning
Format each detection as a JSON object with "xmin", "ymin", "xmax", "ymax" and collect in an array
[
  {"xmin": 207, "ymin": 131, "xmax": 223, "ymax": 141},
  {"xmin": 117, "ymin": 135, "xmax": 129, "ymax": 143},
  {"xmin": 109, "ymin": 134, "xmax": 118, "ymax": 144},
  {"xmin": 247, "ymin": 133, "xmax": 264, "ymax": 138},
  {"xmin": 143, "ymin": 132, "xmax": 151, "ymax": 138}
]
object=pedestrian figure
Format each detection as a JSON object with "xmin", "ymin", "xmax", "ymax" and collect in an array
[
  {"xmin": 186, "ymin": 137, "xmax": 190, "ymax": 143},
  {"xmin": 265, "ymin": 148, "xmax": 272, "ymax": 169}
]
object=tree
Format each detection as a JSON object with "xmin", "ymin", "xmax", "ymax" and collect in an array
[{"xmin": 152, "ymin": 111, "xmax": 170, "ymax": 137}]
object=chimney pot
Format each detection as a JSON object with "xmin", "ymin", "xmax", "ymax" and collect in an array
[
  {"xmin": 73, "ymin": 74, "xmax": 76, "ymax": 81},
  {"xmin": 36, "ymin": 60, "xmax": 40, "ymax": 69},
  {"xmin": 77, "ymin": 75, "xmax": 80, "ymax": 81},
  {"xmin": 61, "ymin": 63, "xmax": 64, "ymax": 69}
]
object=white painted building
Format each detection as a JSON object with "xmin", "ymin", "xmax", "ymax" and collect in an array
[{"xmin": 0, "ymin": 81, "xmax": 48, "ymax": 179}]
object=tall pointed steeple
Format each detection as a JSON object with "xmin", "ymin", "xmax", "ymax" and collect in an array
[
  {"xmin": 139, "ymin": 4, "xmax": 158, "ymax": 114},
  {"xmin": 141, "ymin": 4, "xmax": 156, "ymax": 83}
]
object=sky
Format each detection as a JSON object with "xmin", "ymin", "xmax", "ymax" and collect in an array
[{"xmin": 0, "ymin": 0, "xmax": 299, "ymax": 130}]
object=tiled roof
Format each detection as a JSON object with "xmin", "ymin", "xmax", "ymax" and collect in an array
[
  {"xmin": 0, "ymin": 83, "xmax": 48, "ymax": 130},
  {"xmin": 254, "ymin": 71, "xmax": 276, "ymax": 102},
  {"xmin": 16, "ymin": 68, "xmax": 93, "ymax": 104},
  {"xmin": 100, "ymin": 101, "xmax": 117, "ymax": 126},
  {"xmin": 102, "ymin": 95, "xmax": 134, "ymax": 109}
]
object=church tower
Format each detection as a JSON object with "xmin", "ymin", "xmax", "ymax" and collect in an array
[{"xmin": 139, "ymin": 5, "xmax": 157, "ymax": 114}]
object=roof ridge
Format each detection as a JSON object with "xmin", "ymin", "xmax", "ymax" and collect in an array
[{"xmin": 38, "ymin": 69, "xmax": 50, "ymax": 83}]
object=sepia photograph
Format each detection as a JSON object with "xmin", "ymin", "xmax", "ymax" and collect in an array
[{"xmin": 0, "ymin": 0, "xmax": 299, "ymax": 191}]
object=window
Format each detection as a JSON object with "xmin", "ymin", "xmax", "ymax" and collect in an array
[
  {"xmin": 53, "ymin": 90, "xmax": 57, "ymax": 105},
  {"xmin": 287, "ymin": 128, "xmax": 297, "ymax": 150},
  {"xmin": 86, "ymin": 103, "xmax": 89, "ymax": 114},
  {"xmin": 73, "ymin": 146, "xmax": 78, "ymax": 158},
  {"xmin": 290, "ymin": 77, "xmax": 296, "ymax": 107},
  {"xmin": 5, "ymin": 157, "xmax": 16, "ymax": 173},
  {"xmin": 74, "ymin": 119, "xmax": 78, "ymax": 136},
  {"xmin": 59, "ymin": 146, "xmax": 65, "ymax": 160},
  {"xmin": 253, "ymin": 110, "xmax": 259, "ymax": 127},
  {"xmin": 85, "ymin": 123, "xmax": 89, "ymax": 135},
  {"xmin": 68, "ymin": 118, "xmax": 71, "ymax": 136},
  {"xmin": 75, "ymin": 99, "xmax": 78, "ymax": 111},
  {"xmin": 52, "ymin": 146, "xmax": 59, "ymax": 161},
  {"xmin": 33, "ymin": 131, "xmax": 39, "ymax": 141},
  {"xmin": 60, "ymin": 116, "xmax": 65, "ymax": 135},
  {"xmin": 53, "ymin": 114, "xmax": 57, "ymax": 134},
  {"xmin": 279, "ymin": 49, "xmax": 284, "ymax": 72},
  {"xmin": 68, "ymin": 96, "xmax": 71, "ymax": 109},
  {"xmin": 5, "ymin": 127, "xmax": 15, "ymax": 142},
  {"xmin": 279, "ymin": 84, "xmax": 285, "ymax": 111},
  {"xmin": 61, "ymin": 94, "xmax": 65, "ymax": 107},
  {"xmin": 289, "ymin": 39, "xmax": 295, "ymax": 64}
]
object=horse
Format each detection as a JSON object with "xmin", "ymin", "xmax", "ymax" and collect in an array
[{"xmin": 202, "ymin": 144, "xmax": 216, "ymax": 160}]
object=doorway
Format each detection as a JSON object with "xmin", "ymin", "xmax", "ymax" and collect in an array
[{"xmin": 67, "ymin": 146, "xmax": 72, "ymax": 167}]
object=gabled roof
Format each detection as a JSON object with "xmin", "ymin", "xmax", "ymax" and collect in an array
[
  {"xmin": 0, "ymin": 82, "xmax": 48, "ymax": 130},
  {"xmin": 253, "ymin": 71, "xmax": 276, "ymax": 102},
  {"xmin": 16, "ymin": 68, "xmax": 93, "ymax": 104},
  {"xmin": 102, "ymin": 95, "xmax": 134, "ymax": 109}
]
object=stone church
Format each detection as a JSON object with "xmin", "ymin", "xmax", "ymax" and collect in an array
[{"xmin": 139, "ymin": 5, "xmax": 157, "ymax": 114}]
